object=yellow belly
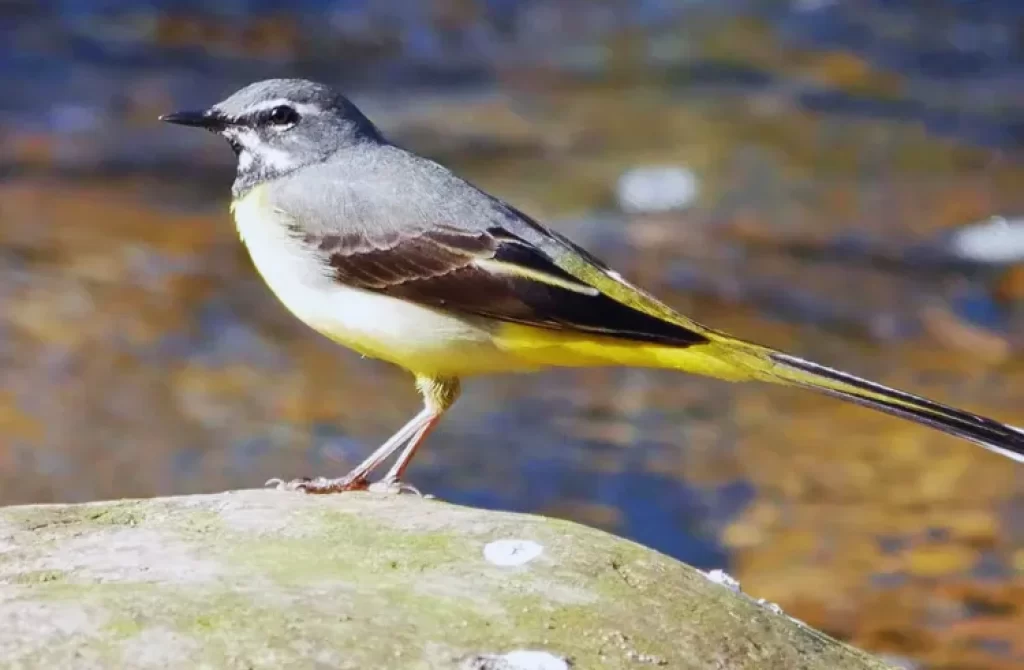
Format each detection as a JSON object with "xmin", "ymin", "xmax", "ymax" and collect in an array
[
  {"xmin": 305, "ymin": 287, "xmax": 548, "ymax": 376},
  {"xmin": 231, "ymin": 187, "xmax": 544, "ymax": 377},
  {"xmin": 230, "ymin": 186, "xmax": 712, "ymax": 379}
]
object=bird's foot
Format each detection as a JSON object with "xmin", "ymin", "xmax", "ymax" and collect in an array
[
  {"xmin": 265, "ymin": 475, "xmax": 369, "ymax": 494},
  {"xmin": 366, "ymin": 477, "xmax": 427, "ymax": 497}
]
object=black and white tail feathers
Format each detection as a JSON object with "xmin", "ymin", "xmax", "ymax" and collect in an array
[{"xmin": 767, "ymin": 352, "xmax": 1024, "ymax": 463}]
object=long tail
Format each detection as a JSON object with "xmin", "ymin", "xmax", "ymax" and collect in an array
[
  {"xmin": 707, "ymin": 339, "xmax": 1024, "ymax": 463},
  {"xmin": 497, "ymin": 322, "xmax": 1023, "ymax": 462}
]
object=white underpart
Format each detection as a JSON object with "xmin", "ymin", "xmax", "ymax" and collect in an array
[{"xmin": 231, "ymin": 191, "xmax": 530, "ymax": 376}]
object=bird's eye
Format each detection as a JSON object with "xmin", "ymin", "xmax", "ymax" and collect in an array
[{"xmin": 268, "ymin": 105, "xmax": 299, "ymax": 126}]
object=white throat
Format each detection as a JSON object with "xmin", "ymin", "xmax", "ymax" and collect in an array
[{"xmin": 227, "ymin": 128, "xmax": 302, "ymax": 197}]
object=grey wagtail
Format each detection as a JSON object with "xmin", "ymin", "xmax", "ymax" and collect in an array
[{"xmin": 160, "ymin": 78, "xmax": 1024, "ymax": 494}]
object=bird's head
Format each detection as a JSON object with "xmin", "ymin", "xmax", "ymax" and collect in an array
[{"xmin": 160, "ymin": 78, "xmax": 383, "ymax": 187}]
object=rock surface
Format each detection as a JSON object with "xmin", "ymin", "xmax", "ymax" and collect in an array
[{"xmin": 0, "ymin": 490, "xmax": 892, "ymax": 670}]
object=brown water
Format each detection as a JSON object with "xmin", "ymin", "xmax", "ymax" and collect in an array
[{"xmin": 1, "ymin": 3, "xmax": 1023, "ymax": 668}]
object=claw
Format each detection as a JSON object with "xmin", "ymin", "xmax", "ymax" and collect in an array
[
  {"xmin": 265, "ymin": 477, "xmax": 309, "ymax": 491},
  {"xmin": 366, "ymin": 478, "xmax": 425, "ymax": 497},
  {"xmin": 264, "ymin": 476, "xmax": 367, "ymax": 494}
]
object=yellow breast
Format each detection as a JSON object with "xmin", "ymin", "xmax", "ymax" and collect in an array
[{"xmin": 229, "ymin": 186, "xmax": 536, "ymax": 377}]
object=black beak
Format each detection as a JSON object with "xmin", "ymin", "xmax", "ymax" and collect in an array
[{"xmin": 159, "ymin": 109, "xmax": 229, "ymax": 131}]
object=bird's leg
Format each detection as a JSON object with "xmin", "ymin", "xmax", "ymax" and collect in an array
[
  {"xmin": 364, "ymin": 417, "xmax": 440, "ymax": 496},
  {"xmin": 367, "ymin": 376, "xmax": 460, "ymax": 495},
  {"xmin": 267, "ymin": 405, "xmax": 435, "ymax": 494}
]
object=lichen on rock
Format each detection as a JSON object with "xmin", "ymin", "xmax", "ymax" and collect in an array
[{"xmin": 0, "ymin": 490, "xmax": 894, "ymax": 669}]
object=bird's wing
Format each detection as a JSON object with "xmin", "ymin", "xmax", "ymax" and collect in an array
[
  {"xmin": 268, "ymin": 174, "xmax": 710, "ymax": 347},
  {"xmin": 501, "ymin": 204, "xmax": 721, "ymax": 337},
  {"xmin": 311, "ymin": 220, "xmax": 708, "ymax": 346}
]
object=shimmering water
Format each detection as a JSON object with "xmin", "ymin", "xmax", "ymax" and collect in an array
[{"xmin": 1, "ymin": 2, "xmax": 1022, "ymax": 668}]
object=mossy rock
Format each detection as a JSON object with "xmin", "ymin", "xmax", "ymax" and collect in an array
[{"xmin": 0, "ymin": 490, "xmax": 892, "ymax": 669}]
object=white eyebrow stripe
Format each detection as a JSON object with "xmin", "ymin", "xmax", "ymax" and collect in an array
[{"xmin": 246, "ymin": 99, "xmax": 322, "ymax": 116}]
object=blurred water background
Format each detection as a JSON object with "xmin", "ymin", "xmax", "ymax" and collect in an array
[{"xmin": 1, "ymin": 1, "xmax": 1023, "ymax": 667}]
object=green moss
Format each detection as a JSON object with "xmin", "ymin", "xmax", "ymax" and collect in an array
[
  {"xmin": 175, "ymin": 591, "xmax": 298, "ymax": 640},
  {"xmin": 0, "ymin": 493, "xmax": 893, "ymax": 669},
  {"xmin": 28, "ymin": 582, "xmax": 162, "ymax": 603},
  {"xmin": 86, "ymin": 503, "xmax": 145, "ymax": 527},
  {"xmin": 223, "ymin": 508, "xmax": 475, "ymax": 586},
  {"xmin": 167, "ymin": 508, "xmax": 224, "ymax": 537},
  {"xmin": 6, "ymin": 506, "xmax": 103, "ymax": 531},
  {"xmin": 106, "ymin": 616, "xmax": 144, "ymax": 639},
  {"xmin": 152, "ymin": 507, "xmax": 614, "ymax": 664},
  {"xmin": 7, "ymin": 569, "xmax": 66, "ymax": 584},
  {"xmin": 5, "ymin": 501, "xmax": 146, "ymax": 531}
]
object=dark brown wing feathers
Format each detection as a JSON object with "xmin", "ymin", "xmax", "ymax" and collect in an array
[{"xmin": 308, "ymin": 225, "xmax": 708, "ymax": 347}]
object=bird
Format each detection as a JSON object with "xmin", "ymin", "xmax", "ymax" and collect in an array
[{"xmin": 160, "ymin": 78, "xmax": 1024, "ymax": 494}]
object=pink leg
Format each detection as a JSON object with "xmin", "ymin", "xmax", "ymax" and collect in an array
[
  {"xmin": 367, "ymin": 415, "xmax": 442, "ymax": 494},
  {"xmin": 267, "ymin": 376, "xmax": 460, "ymax": 496},
  {"xmin": 267, "ymin": 407, "xmax": 434, "ymax": 494}
]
